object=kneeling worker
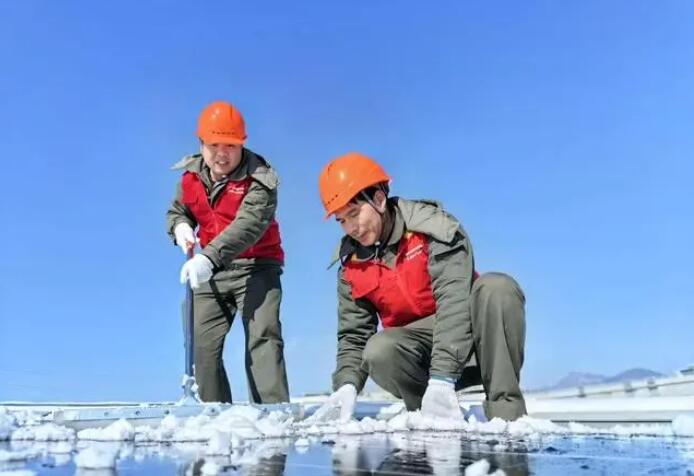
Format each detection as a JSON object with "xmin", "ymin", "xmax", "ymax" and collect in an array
[{"xmin": 315, "ymin": 152, "xmax": 527, "ymax": 422}]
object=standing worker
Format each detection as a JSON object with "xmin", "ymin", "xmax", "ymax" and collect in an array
[
  {"xmin": 315, "ymin": 152, "xmax": 527, "ymax": 421},
  {"xmin": 166, "ymin": 100, "xmax": 289, "ymax": 404}
]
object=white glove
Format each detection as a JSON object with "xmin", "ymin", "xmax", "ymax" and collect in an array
[
  {"xmin": 420, "ymin": 378, "xmax": 462, "ymax": 419},
  {"xmin": 174, "ymin": 223, "xmax": 196, "ymax": 254},
  {"xmin": 310, "ymin": 384, "xmax": 357, "ymax": 423},
  {"xmin": 180, "ymin": 254, "xmax": 213, "ymax": 289},
  {"xmin": 463, "ymin": 404, "xmax": 488, "ymax": 423}
]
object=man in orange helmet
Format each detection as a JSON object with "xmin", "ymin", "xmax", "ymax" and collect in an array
[
  {"xmin": 165, "ymin": 101, "xmax": 289, "ymax": 404},
  {"xmin": 314, "ymin": 152, "xmax": 527, "ymax": 422}
]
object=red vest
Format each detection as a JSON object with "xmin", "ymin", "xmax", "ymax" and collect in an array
[
  {"xmin": 181, "ymin": 172, "xmax": 284, "ymax": 263},
  {"xmin": 343, "ymin": 232, "xmax": 437, "ymax": 328}
]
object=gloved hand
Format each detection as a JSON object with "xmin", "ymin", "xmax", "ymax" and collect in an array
[
  {"xmin": 180, "ymin": 254, "xmax": 213, "ymax": 289},
  {"xmin": 463, "ymin": 404, "xmax": 488, "ymax": 423},
  {"xmin": 174, "ymin": 223, "xmax": 196, "ymax": 254},
  {"xmin": 310, "ymin": 384, "xmax": 357, "ymax": 423},
  {"xmin": 420, "ymin": 378, "xmax": 462, "ymax": 419}
]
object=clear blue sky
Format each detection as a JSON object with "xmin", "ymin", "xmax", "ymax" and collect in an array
[{"xmin": 1, "ymin": 1, "xmax": 692, "ymax": 402}]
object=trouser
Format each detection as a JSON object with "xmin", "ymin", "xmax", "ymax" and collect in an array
[
  {"xmin": 189, "ymin": 262, "xmax": 290, "ymax": 403},
  {"xmin": 361, "ymin": 272, "xmax": 527, "ymax": 420}
]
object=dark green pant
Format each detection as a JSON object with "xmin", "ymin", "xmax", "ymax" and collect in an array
[
  {"xmin": 190, "ymin": 263, "xmax": 290, "ymax": 404},
  {"xmin": 361, "ymin": 272, "xmax": 527, "ymax": 420}
]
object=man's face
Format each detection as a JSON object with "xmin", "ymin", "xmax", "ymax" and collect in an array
[
  {"xmin": 200, "ymin": 142, "xmax": 243, "ymax": 180},
  {"xmin": 334, "ymin": 192, "xmax": 386, "ymax": 247}
]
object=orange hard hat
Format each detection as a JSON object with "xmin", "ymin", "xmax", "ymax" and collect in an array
[
  {"xmin": 197, "ymin": 101, "xmax": 247, "ymax": 145},
  {"xmin": 319, "ymin": 152, "xmax": 390, "ymax": 218}
]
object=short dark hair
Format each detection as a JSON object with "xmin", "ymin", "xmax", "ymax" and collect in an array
[{"xmin": 350, "ymin": 182, "xmax": 390, "ymax": 205}]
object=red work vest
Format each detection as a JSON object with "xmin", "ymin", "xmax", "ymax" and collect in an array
[
  {"xmin": 343, "ymin": 232, "xmax": 437, "ymax": 328},
  {"xmin": 181, "ymin": 172, "xmax": 284, "ymax": 263}
]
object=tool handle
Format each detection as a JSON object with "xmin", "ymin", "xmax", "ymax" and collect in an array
[{"xmin": 183, "ymin": 248, "xmax": 195, "ymax": 391}]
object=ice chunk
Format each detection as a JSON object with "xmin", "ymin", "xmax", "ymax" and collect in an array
[
  {"xmin": 74, "ymin": 445, "xmax": 118, "ymax": 469},
  {"xmin": 0, "ymin": 408, "xmax": 17, "ymax": 441},
  {"xmin": 673, "ymin": 414, "xmax": 694, "ymax": 437},
  {"xmin": 376, "ymin": 402, "xmax": 405, "ymax": 419},
  {"xmin": 200, "ymin": 460, "xmax": 221, "ymax": 475},
  {"xmin": 11, "ymin": 424, "xmax": 75, "ymax": 442},
  {"xmin": 206, "ymin": 430, "xmax": 232, "ymax": 455},
  {"xmin": 78, "ymin": 419, "xmax": 134, "ymax": 441},
  {"xmin": 0, "ymin": 449, "xmax": 36, "ymax": 462},
  {"xmin": 465, "ymin": 458, "xmax": 506, "ymax": 476}
]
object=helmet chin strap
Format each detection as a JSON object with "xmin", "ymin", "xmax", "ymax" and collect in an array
[
  {"xmin": 359, "ymin": 190, "xmax": 384, "ymax": 214},
  {"xmin": 359, "ymin": 188, "xmax": 393, "ymax": 253},
  {"xmin": 359, "ymin": 182, "xmax": 389, "ymax": 214}
]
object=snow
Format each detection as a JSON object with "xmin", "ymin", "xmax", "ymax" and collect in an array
[
  {"xmin": 78, "ymin": 419, "xmax": 134, "ymax": 441},
  {"xmin": 0, "ymin": 450, "xmax": 36, "ymax": 463},
  {"xmin": 294, "ymin": 437, "xmax": 310, "ymax": 447},
  {"xmin": 673, "ymin": 414, "xmax": 694, "ymax": 437},
  {"xmin": 200, "ymin": 461, "xmax": 221, "ymax": 475},
  {"xmin": 73, "ymin": 446, "xmax": 118, "ymax": 469},
  {"xmin": 0, "ymin": 471, "xmax": 36, "ymax": 476},
  {"xmin": 465, "ymin": 458, "xmax": 506, "ymax": 476},
  {"xmin": 0, "ymin": 409, "xmax": 17, "ymax": 441},
  {"xmin": 205, "ymin": 429, "xmax": 237, "ymax": 455},
  {"xmin": 10, "ymin": 424, "xmax": 75, "ymax": 442},
  {"xmin": 2, "ymin": 404, "xmax": 693, "ymax": 447},
  {"xmin": 1, "ymin": 402, "xmax": 693, "ymax": 475}
]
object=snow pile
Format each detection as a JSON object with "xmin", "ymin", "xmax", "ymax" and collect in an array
[
  {"xmin": 63, "ymin": 406, "xmax": 694, "ymax": 444},
  {"xmin": 200, "ymin": 460, "xmax": 221, "ymax": 475},
  {"xmin": 73, "ymin": 446, "xmax": 119, "ymax": 469},
  {"xmin": 117, "ymin": 405, "xmax": 295, "ymax": 456},
  {"xmin": 672, "ymin": 414, "xmax": 694, "ymax": 437},
  {"xmin": 0, "ymin": 408, "xmax": 17, "ymax": 441},
  {"xmin": 376, "ymin": 402, "xmax": 405, "ymax": 419},
  {"xmin": 10, "ymin": 423, "xmax": 75, "ymax": 442},
  {"xmin": 465, "ymin": 458, "xmax": 506, "ymax": 476},
  {"xmin": 0, "ymin": 470, "xmax": 36, "ymax": 476},
  {"xmin": 0, "ymin": 450, "xmax": 37, "ymax": 463},
  {"xmin": 78, "ymin": 418, "xmax": 135, "ymax": 441}
]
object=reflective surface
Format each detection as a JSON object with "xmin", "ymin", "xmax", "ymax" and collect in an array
[{"xmin": 3, "ymin": 431, "xmax": 694, "ymax": 475}]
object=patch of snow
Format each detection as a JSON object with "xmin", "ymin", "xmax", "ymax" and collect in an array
[
  {"xmin": 0, "ymin": 471, "xmax": 36, "ymax": 476},
  {"xmin": 465, "ymin": 458, "xmax": 506, "ymax": 476},
  {"xmin": 74, "ymin": 445, "xmax": 118, "ymax": 469},
  {"xmin": 376, "ymin": 402, "xmax": 405, "ymax": 419},
  {"xmin": 78, "ymin": 419, "xmax": 134, "ymax": 441},
  {"xmin": 200, "ymin": 460, "xmax": 221, "ymax": 475},
  {"xmin": 0, "ymin": 408, "xmax": 17, "ymax": 441},
  {"xmin": 0, "ymin": 449, "xmax": 36, "ymax": 463},
  {"xmin": 51, "ymin": 453, "xmax": 71, "ymax": 466},
  {"xmin": 673, "ymin": 415, "xmax": 694, "ymax": 437},
  {"xmin": 10, "ymin": 424, "xmax": 74, "ymax": 442},
  {"xmin": 205, "ymin": 430, "xmax": 232, "ymax": 455}
]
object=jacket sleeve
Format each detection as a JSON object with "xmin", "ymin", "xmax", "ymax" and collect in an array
[
  {"xmin": 201, "ymin": 178, "xmax": 277, "ymax": 269},
  {"xmin": 427, "ymin": 231, "xmax": 475, "ymax": 380},
  {"xmin": 165, "ymin": 181, "xmax": 197, "ymax": 244},
  {"xmin": 332, "ymin": 267, "xmax": 379, "ymax": 392}
]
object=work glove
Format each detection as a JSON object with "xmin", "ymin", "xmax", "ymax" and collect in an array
[
  {"xmin": 463, "ymin": 404, "xmax": 488, "ymax": 423},
  {"xmin": 180, "ymin": 254, "xmax": 213, "ymax": 289},
  {"xmin": 173, "ymin": 223, "xmax": 196, "ymax": 254},
  {"xmin": 420, "ymin": 378, "xmax": 462, "ymax": 419},
  {"xmin": 310, "ymin": 384, "xmax": 357, "ymax": 423}
]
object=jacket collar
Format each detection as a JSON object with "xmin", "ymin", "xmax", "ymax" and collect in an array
[{"xmin": 171, "ymin": 148, "xmax": 278, "ymax": 190}]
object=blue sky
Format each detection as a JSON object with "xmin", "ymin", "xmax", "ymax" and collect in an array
[{"xmin": 0, "ymin": 1, "xmax": 692, "ymax": 402}]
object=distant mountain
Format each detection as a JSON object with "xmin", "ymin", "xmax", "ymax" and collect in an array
[
  {"xmin": 602, "ymin": 368, "xmax": 664, "ymax": 384},
  {"xmin": 554, "ymin": 372, "xmax": 607, "ymax": 389},
  {"xmin": 539, "ymin": 368, "xmax": 665, "ymax": 391}
]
